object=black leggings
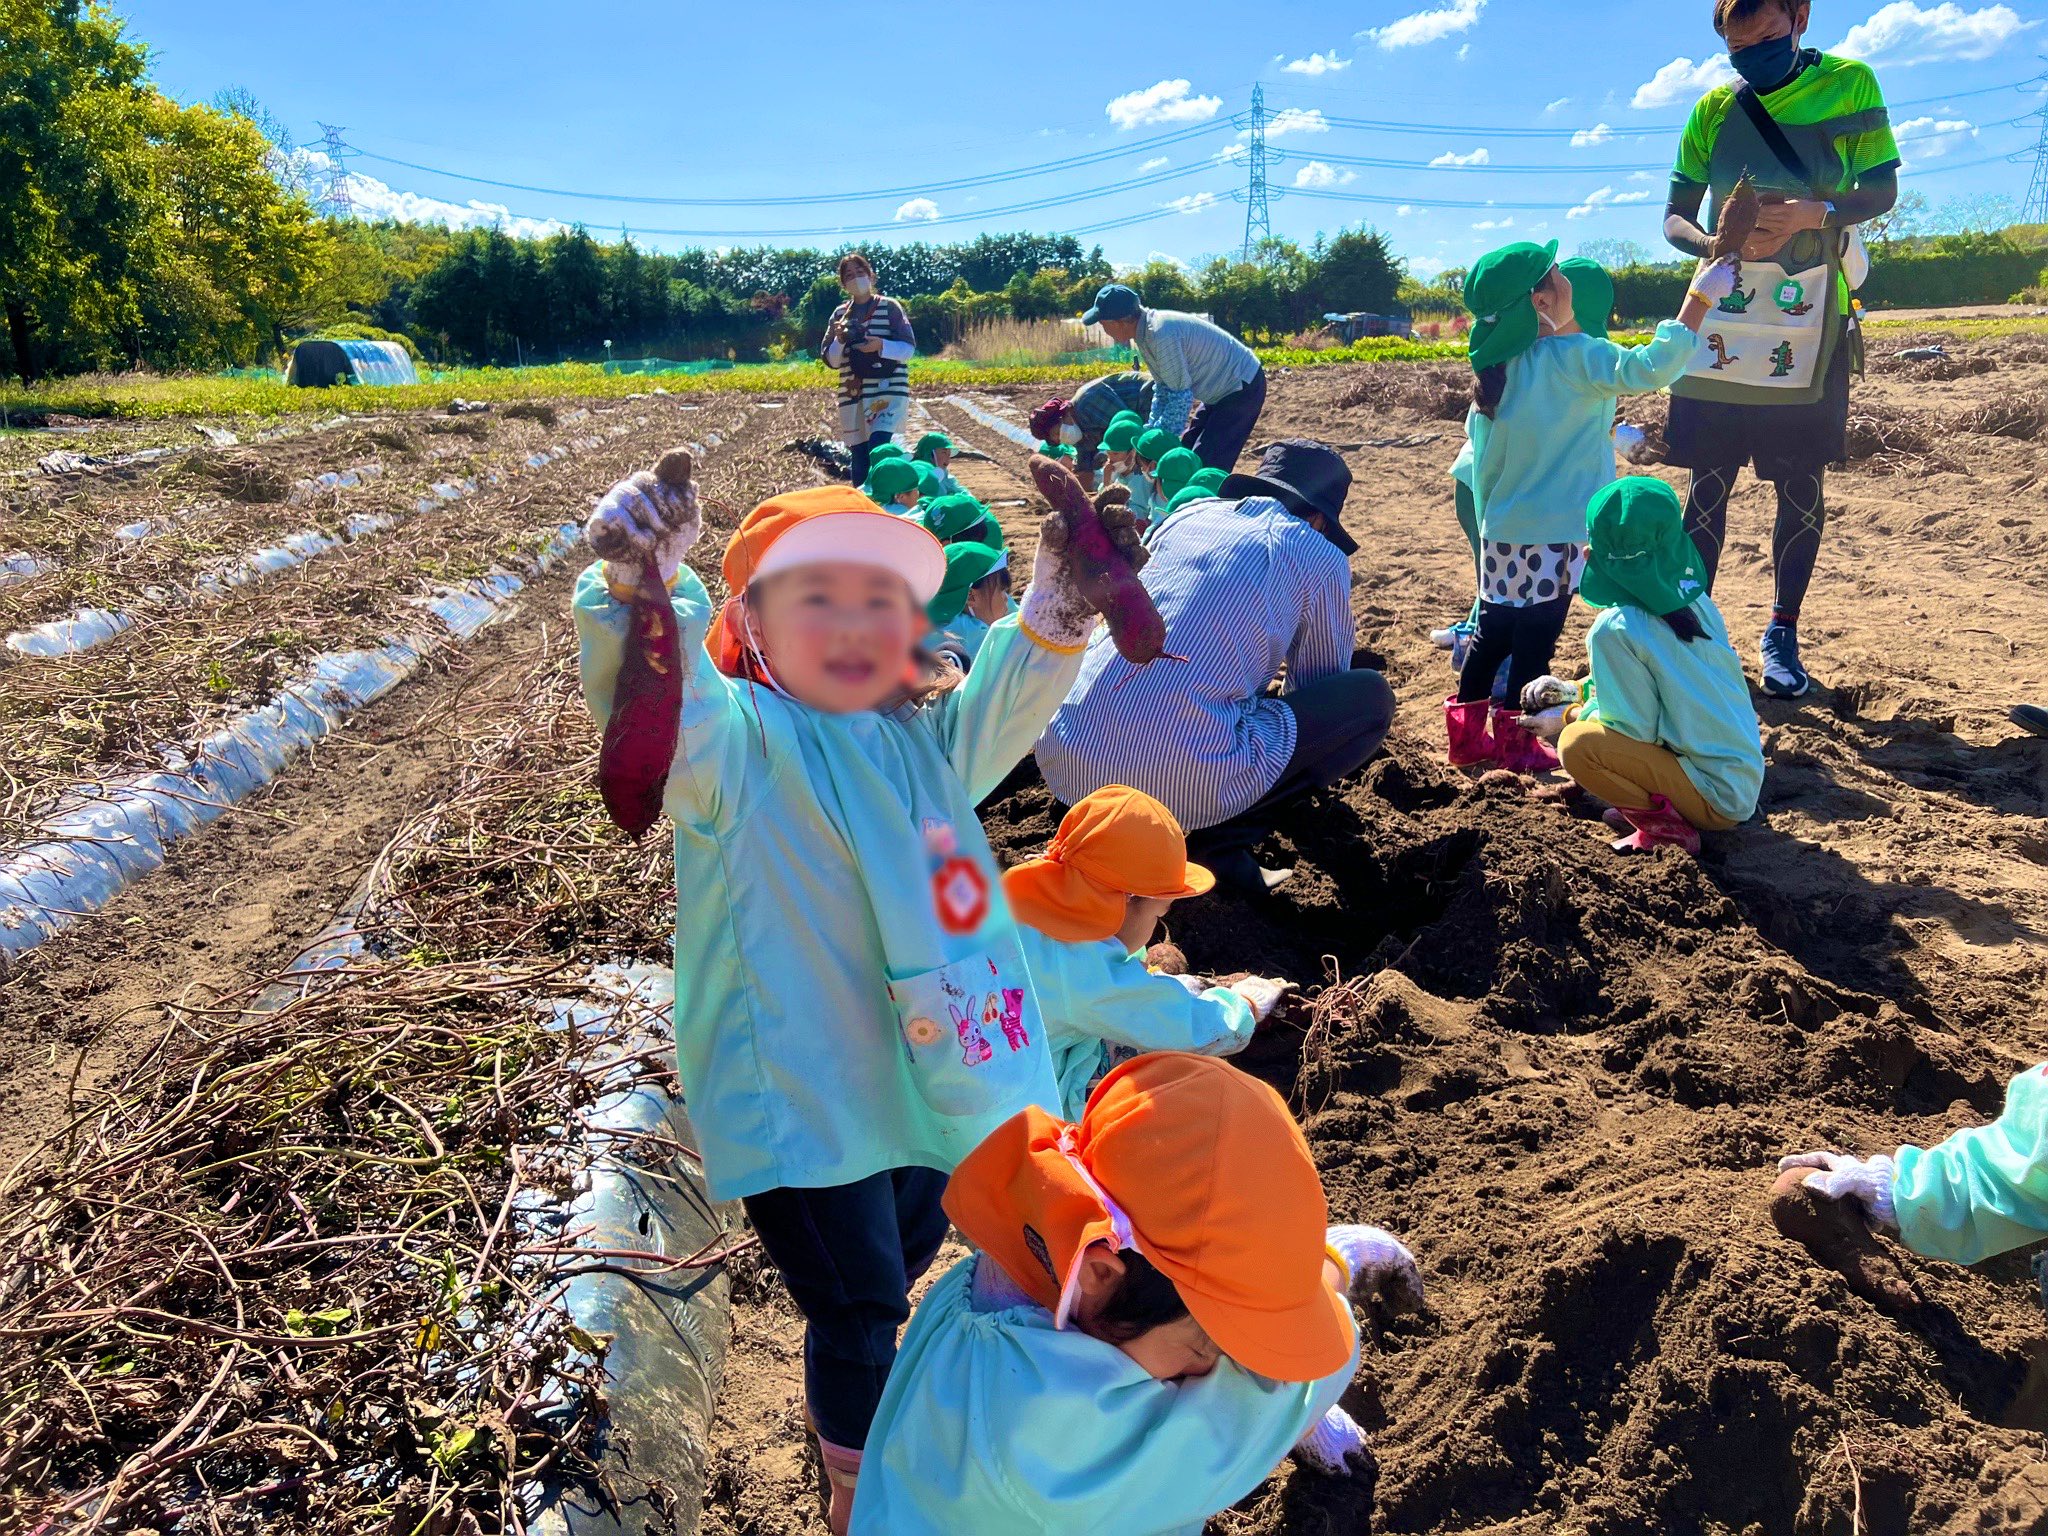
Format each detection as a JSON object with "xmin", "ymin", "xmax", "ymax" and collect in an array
[
  {"xmin": 1683, "ymin": 464, "xmax": 1828, "ymax": 621},
  {"xmin": 847, "ymin": 429, "xmax": 893, "ymax": 487},
  {"xmin": 1457, "ymin": 593, "xmax": 1572, "ymax": 705}
]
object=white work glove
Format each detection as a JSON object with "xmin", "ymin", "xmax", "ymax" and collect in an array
[
  {"xmin": 1690, "ymin": 256, "xmax": 1740, "ymax": 303},
  {"xmin": 1777, "ymin": 1151, "xmax": 1899, "ymax": 1232},
  {"xmin": 1292, "ymin": 1405, "xmax": 1375, "ymax": 1477},
  {"xmin": 1519, "ymin": 704, "xmax": 1572, "ymax": 743},
  {"xmin": 586, "ymin": 470, "xmax": 700, "ymax": 593},
  {"xmin": 1018, "ymin": 485, "xmax": 1146, "ymax": 649},
  {"xmin": 1171, "ymin": 973, "xmax": 1213, "ymax": 997},
  {"xmin": 1228, "ymin": 975, "xmax": 1292, "ymax": 1023},
  {"xmin": 1326, "ymin": 1225, "xmax": 1425, "ymax": 1315},
  {"xmin": 1520, "ymin": 675, "xmax": 1580, "ymax": 713}
]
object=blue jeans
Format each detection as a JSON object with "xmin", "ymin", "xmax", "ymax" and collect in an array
[{"xmin": 741, "ymin": 1166, "xmax": 951, "ymax": 1449}]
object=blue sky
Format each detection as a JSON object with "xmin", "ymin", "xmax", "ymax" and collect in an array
[{"xmin": 125, "ymin": 0, "xmax": 2044, "ymax": 276}]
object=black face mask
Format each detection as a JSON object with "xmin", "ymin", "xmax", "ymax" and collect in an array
[{"xmin": 1730, "ymin": 32, "xmax": 1801, "ymax": 89}]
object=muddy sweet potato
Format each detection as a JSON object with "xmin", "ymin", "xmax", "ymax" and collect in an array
[
  {"xmin": 596, "ymin": 449, "xmax": 693, "ymax": 838},
  {"xmin": 1028, "ymin": 453, "xmax": 1166, "ymax": 664},
  {"xmin": 1768, "ymin": 1165, "xmax": 1920, "ymax": 1314},
  {"xmin": 1710, "ymin": 172, "xmax": 1762, "ymax": 260}
]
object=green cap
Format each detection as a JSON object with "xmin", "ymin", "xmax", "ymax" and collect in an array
[
  {"xmin": 1580, "ymin": 476, "xmax": 1707, "ymax": 615},
  {"xmin": 1109, "ymin": 408, "xmax": 1143, "ymax": 427},
  {"xmin": 1102, "ymin": 418, "xmax": 1142, "ymax": 452},
  {"xmin": 926, "ymin": 540, "xmax": 1008, "ymax": 627},
  {"xmin": 1559, "ymin": 257, "xmax": 1614, "ymax": 340},
  {"xmin": 865, "ymin": 458, "xmax": 920, "ymax": 501},
  {"xmin": 914, "ymin": 431, "xmax": 953, "ymax": 462},
  {"xmin": 1464, "ymin": 239, "xmax": 1560, "ymax": 372},
  {"xmin": 1037, "ymin": 440, "xmax": 1078, "ymax": 460},
  {"xmin": 1163, "ymin": 483, "xmax": 1217, "ymax": 517},
  {"xmin": 913, "ymin": 460, "xmax": 943, "ymax": 497},
  {"xmin": 1135, "ymin": 428, "xmax": 1178, "ymax": 465},
  {"xmin": 868, "ymin": 442, "xmax": 906, "ymax": 463},
  {"xmin": 1154, "ymin": 446, "xmax": 1201, "ymax": 498},
  {"xmin": 1190, "ymin": 467, "xmax": 1228, "ymax": 493},
  {"xmin": 920, "ymin": 491, "xmax": 994, "ymax": 544}
]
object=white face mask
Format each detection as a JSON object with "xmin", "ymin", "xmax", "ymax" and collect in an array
[
  {"xmin": 1058, "ymin": 423, "xmax": 1083, "ymax": 446},
  {"xmin": 846, "ymin": 276, "xmax": 874, "ymax": 299}
]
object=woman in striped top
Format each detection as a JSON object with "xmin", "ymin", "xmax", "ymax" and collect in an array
[{"xmin": 822, "ymin": 253, "xmax": 917, "ymax": 488}]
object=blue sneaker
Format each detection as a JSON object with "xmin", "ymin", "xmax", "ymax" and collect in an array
[{"xmin": 1760, "ymin": 622, "xmax": 1810, "ymax": 699}]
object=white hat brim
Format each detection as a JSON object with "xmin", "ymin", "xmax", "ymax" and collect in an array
[{"xmin": 751, "ymin": 510, "xmax": 948, "ymax": 604}]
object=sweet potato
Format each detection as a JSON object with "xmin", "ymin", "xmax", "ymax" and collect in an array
[
  {"xmin": 1027, "ymin": 453, "xmax": 1166, "ymax": 664},
  {"xmin": 1710, "ymin": 172, "xmax": 1761, "ymax": 260},
  {"xmin": 596, "ymin": 449, "xmax": 693, "ymax": 838}
]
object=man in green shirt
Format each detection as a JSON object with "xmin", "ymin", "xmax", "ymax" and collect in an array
[{"xmin": 1661, "ymin": 0, "xmax": 1899, "ymax": 699}]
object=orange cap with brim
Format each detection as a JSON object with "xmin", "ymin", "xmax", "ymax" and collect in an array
[
  {"xmin": 943, "ymin": 1053, "xmax": 1355, "ymax": 1383},
  {"xmin": 1002, "ymin": 786, "xmax": 1215, "ymax": 944}
]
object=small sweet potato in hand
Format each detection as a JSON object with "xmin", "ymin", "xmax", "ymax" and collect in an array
[
  {"xmin": 1769, "ymin": 1166, "xmax": 1920, "ymax": 1314},
  {"xmin": 1710, "ymin": 173, "xmax": 1762, "ymax": 261}
]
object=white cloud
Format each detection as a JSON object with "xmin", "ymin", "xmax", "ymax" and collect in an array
[
  {"xmin": 1293, "ymin": 160, "xmax": 1359, "ymax": 188},
  {"xmin": 1430, "ymin": 147, "xmax": 1491, "ymax": 167},
  {"xmin": 1894, "ymin": 114, "xmax": 1980, "ymax": 159},
  {"xmin": 1140, "ymin": 156, "xmax": 1171, "ymax": 171},
  {"xmin": 1165, "ymin": 192, "xmax": 1220, "ymax": 214},
  {"xmin": 1835, "ymin": 2, "xmax": 2034, "ymax": 65},
  {"xmin": 1544, "ymin": 96, "xmax": 1573, "ymax": 114},
  {"xmin": 1265, "ymin": 107, "xmax": 1331, "ymax": 138},
  {"xmin": 1473, "ymin": 216, "xmax": 1515, "ymax": 230},
  {"xmin": 1631, "ymin": 53, "xmax": 1736, "ymax": 109},
  {"xmin": 1283, "ymin": 50, "xmax": 1352, "ymax": 74},
  {"xmin": 297, "ymin": 151, "xmax": 566, "ymax": 239},
  {"xmin": 1571, "ymin": 123, "xmax": 1614, "ymax": 148},
  {"xmin": 1457, "ymin": 42, "xmax": 1472, "ymax": 60},
  {"xmin": 1107, "ymin": 79, "xmax": 1223, "ymax": 130},
  {"xmin": 894, "ymin": 197, "xmax": 940, "ymax": 221},
  {"xmin": 1146, "ymin": 250, "xmax": 1192, "ymax": 270},
  {"xmin": 1396, "ymin": 204, "xmax": 1422, "ymax": 215},
  {"xmin": 1410, "ymin": 254, "xmax": 1450, "ymax": 277},
  {"xmin": 1214, "ymin": 141, "xmax": 1249, "ymax": 164},
  {"xmin": 1360, "ymin": 0, "xmax": 1487, "ymax": 50},
  {"xmin": 1567, "ymin": 185, "xmax": 1655, "ymax": 219}
]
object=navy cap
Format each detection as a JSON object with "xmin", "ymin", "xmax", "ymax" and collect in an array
[{"xmin": 1082, "ymin": 283, "xmax": 1143, "ymax": 326}]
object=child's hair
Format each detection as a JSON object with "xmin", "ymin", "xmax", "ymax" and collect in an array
[
  {"xmin": 1662, "ymin": 605, "xmax": 1707, "ymax": 643},
  {"xmin": 837, "ymin": 252, "xmax": 875, "ymax": 284},
  {"xmin": 1714, "ymin": 0, "xmax": 1800, "ymax": 36},
  {"xmin": 972, "ymin": 566, "xmax": 1011, "ymax": 597},
  {"xmin": 1087, "ymin": 1249, "xmax": 1192, "ymax": 1343},
  {"xmin": 1471, "ymin": 265, "xmax": 1565, "ymax": 419}
]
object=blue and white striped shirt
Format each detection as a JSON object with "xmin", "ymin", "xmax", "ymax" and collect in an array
[
  {"xmin": 1035, "ymin": 497, "xmax": 1354, "ymax": 830},
  {"xmin": 1136, "ymin": 310, "xmax": 1262, "ymax": 437}
]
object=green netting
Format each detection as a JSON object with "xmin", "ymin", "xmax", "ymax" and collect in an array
[
  {"xmin": 217, "ymin": 366, "xmax": 283, "ymax": 380},
  {"xmin": 601, "ymin": 357, "xmax": 737, "ymax": 376}
]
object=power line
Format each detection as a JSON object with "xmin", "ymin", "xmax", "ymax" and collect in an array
[
  {"xmin": 314, "ymin": 123, "xmax": 353, "ymax": 218},
  {"xmin": 1242, "ymin": 84, "xmax": 1273, "ymax": 259}
]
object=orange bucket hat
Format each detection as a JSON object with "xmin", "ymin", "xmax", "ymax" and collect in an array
[
  {"xmin": 943, "ymin": 1053, "xmax": 1354, "ymax": 1383},
  {"xmin": 708, "ymin": 484, "xmax": 947, "ymax": 678},
  {"xmin": 1002, "ymin": 787, "xmax": 1216, "ymax": 944}
]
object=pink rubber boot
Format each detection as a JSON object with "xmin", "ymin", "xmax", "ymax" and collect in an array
[
  {"xmin": 1490, "ymin": 706, "xmax": 1560, "ymax": 774},
  {"xmin": 1610, "ymin": 794, "xmax": 1702, "ymax": 855},
  {"xmin": 817, "ymin": 1434, "xmax": 861, "ymax": 1536},
  {"xmin": 1444, "ymin": 694, "xmax": 1497, "ymax": 766}
]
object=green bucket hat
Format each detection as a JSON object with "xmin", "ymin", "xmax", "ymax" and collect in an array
[
  {"xmin": 1154, "ymin": 446, "xmax": 1201, "ymax": 499},
  {"xmin": 1464, "ymin": 239, "xmax": 1560, "ymax": 372},
  {"xmin": 920, "ymin": 491, "xmax": 995, "ymax": 544},
  {"xmin": 1580, "ymin": 477, "xmax": 1707, "ymax": 615},
  {"xmin": 868, "ymin": 442, "xmax": 906, "ymax": 463},
  {"xmin": 1135, "ymin": 427, "xmax": 1178, "ymax": 465},
  {"xmin": 1190, "ymin": 467, "xmax": 1228, "ymax": 493},
  {"xmin": 914, "ymin": 431, "xmax": 953, "ymax": 462},
  {"xmin": 865, "ymin": 457, "xmax": 920, "ymax": 502},
  {"xmin": 1559, "ymin": 257, "xmax": 1614, "ymax": 341},
  {"xmin": 913, "ymin": 460, "xmax": 943, "ymax": 497},
  {"xmin": 1102, "ymin": 417, "xmax": 1142, "ymax": 453},
  {"xmin": 926, "ymin": 540, "xmax": 1008, "ymax": 627},
  {"xmin": 1163, "ymin": 483, "xmax": 1217, "ymax": 517}
]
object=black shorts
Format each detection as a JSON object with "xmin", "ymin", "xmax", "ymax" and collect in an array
[{"xmin": 1665, "ymin": 323, "xmax": 1852, "ymax": 482}]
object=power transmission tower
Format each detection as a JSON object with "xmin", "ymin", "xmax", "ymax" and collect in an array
[
  {"xmin": 315, "ymin": 123, "xmax": 354, "ymax": 218},
  {"xmin": 1242, "ymin": 84, "xmax": 1272, "ymax": 261},
  {"xmin": 2024, "ymin": 69, "xmax": 2048, "ymax": 225}
]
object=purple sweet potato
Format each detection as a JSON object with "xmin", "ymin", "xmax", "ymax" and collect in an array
[
  {"xmin": 1028, "ymin": 453, "xmax": 1166, "ymax": 664},
  {"xmin": 1710, "ymin": 173, "xmax": 1762, "ymax": 260},
  {"xmin": 596, "ymin": 449, "xmax": 692, "ymax": 838}
]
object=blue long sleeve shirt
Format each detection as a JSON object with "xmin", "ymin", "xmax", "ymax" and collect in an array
[{"xmin": 1136, "ymin": 309, "xmax": 1262, "ymax": 436}]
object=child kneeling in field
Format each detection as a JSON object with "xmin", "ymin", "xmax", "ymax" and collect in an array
[
  {"xmin": 575, "ymin": 468, "xmax": 1140, "ymax": 1533},
  {"xmin": 1004, "ymin": 785, "xmax": 1292, "ymax": 1118},
  {"xmin": 927, "ymin": 538, "xmax": 1014, "ymax": 672},
  {"xmin": 913, "ymin": 431, "xmax": 963, "ymax": 498},
  {"xmin": 851, "ymin": 1053, "xmax": 1424, "ymax": 1535},
  {"xmin": 1523, "ymin": 476, "xmax": 1763, "ymax": 854}
]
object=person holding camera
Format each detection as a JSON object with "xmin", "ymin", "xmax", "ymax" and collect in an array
[{"xmin": 823, "ymin": 253, "xmax": 918, "ymax": 488}]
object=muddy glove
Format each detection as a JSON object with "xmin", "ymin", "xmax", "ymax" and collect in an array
[
  {"xmin": 587, "ymin": 465, "xmax": 700, "ymax": 594},
  {"xmin": 1293, "ymin": 1406, "xmax": 1375, "ymax": 1477},
  {"xmin": 1520, "ymin": 675, "xmax": 1580, "ymax": 713},
  {"xmin": 1019, "ymin": 485, "xmax": 1147, "ymax": 649},
  {"xmin": 1519, "ymin": 704, "xmax": 1573, "ymax": 743},
  {"xmin": 1326, "ymin": 1225, "xmax": 1425, "ymax": 1315},
  {"xmin": 1690, "ymin": 256, "xmax": 1740, "ymax": 304},
  {"xmin": 1778, "ymin": 1151, "xmax": 1898, "ymax": 1232},
  {"xmin": 1228, "ymin": 976, "xmax": 1293, "ymax": 1023}
]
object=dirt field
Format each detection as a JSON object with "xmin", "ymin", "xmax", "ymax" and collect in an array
[{"xmin": 4, "ymin": 331, "xmax": 2046, "ymax": 1535}]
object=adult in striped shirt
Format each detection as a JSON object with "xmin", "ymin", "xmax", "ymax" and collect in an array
[
  {"xmin": 1036, "ymin": 441, "xmax": 1394, "ymax": 894},
  {"xmin": 821, "ymin": 253, "xmax": 916, "ymax": 488},
  {"xmin": 1083, "ymin": 284, "xmax": 1267, "ymax": 473}
]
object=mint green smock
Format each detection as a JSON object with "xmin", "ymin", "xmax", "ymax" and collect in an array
[
  {"xmin": 1022, "ymin": 928, "xmax": 1257, "ymax": 1119},
  {"xmin": 935, "ymin": 597, "xmax": 1017, "ymax": 670},
  {"xmin": 851, "ymin": 1255, "xmax": 1357, "ymax": 1535},
  {"xmin": 573, "ymin": 562, "xmax": 1080, "ymax": 1201},
  {"xmin": 1467, "ymin": 321, "xmax": 1696, "ymax": 546},
  {"xmin": 1895, "ymin": 1065, "xmax": 2048, "ymax": 1266},
  {"xmin": 1580, "ymin": 594, "xmax": 1763, "ymax": 823}
]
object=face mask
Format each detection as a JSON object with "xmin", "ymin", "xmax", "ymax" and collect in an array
[
  {"xmin": 847, "ymin": 276, "xmax": 874, "ymax": 299},
  {"xmin": 1058, "ymin": 423, "xmax": 1082, "ymax": 446},
  {"xmin": 1729, "ymin": 31, "xmax": 1800, "ymax": 88}
]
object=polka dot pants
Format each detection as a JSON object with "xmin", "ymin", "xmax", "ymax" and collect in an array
[{"xmin": 1481, "ymin": 541, "xmax": 1586, "ymax": 607}]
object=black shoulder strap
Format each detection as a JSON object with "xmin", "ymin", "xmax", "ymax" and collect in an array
[{"xmin": 1732, "ymin": 81, "xmax": 1820, "ymax": 198}]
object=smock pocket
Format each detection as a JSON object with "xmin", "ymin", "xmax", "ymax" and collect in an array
[{"xmin": 890, "ymin": 950, "xmax": 1038, "ymax": 1118}]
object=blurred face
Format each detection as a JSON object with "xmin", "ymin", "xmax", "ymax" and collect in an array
[
  {"xmin": 965, "ymin": 569, "xmax": 1011, "ymax": 625},
  {"xmin": 1069, "ymin": 1245, "xmax": 1223, "ymax": 1382},
  {"xmin": 1534, "ymin": 267, "xmax": 1576, "ymax": 334},
  {"xmin": 933, "ymin": 447, "xmax": 952, "ymax": 470},
  {"xmin": 841, "ymin": 265, "xmax": 875, "ymax": 299},
  {"xmin": 1117, "ymin": 894, "xmax": 1176, "ymax": 954},
  {"xmin": 745, "ymin": 564, "xmax": 918, "ymax": 714},
  {"xmin": 1100, "ymin": 315, "xmax": 1140, "ymax": 345}
]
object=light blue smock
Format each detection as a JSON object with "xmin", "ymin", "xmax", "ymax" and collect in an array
[
  {"xmin": 934, "ymin": 597, "xmax": 1017, "ymax": 670},
  {"xmin": 573, "ymin": 562, "xmax": 1080, "ymax": 1201},
  {"xmin": 1895, "ymin": 1064, "xmax": 2048, "ymax": 1266},
  {"xmin": 851, "ymin": 1255, "xmax": 1357, "ymax": 1535},
  {"xmin": 1023, "ymin": 928, "xmax": 1257, "ymax": 1119}
]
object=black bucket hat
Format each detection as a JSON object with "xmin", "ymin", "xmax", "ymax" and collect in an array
[{"xmin": 1219, "ymin": 440, "xmax": 1357, "ymax": 555}]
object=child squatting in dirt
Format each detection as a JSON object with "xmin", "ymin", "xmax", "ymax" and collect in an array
[{"xmin": 574, "ymin": 463, "xmax": 1143, "ymax": 1533}]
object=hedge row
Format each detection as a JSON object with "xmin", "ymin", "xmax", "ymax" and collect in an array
[{"xmin": 1611, "ymin": 244, "xmax": 2046, "ymax": 319}]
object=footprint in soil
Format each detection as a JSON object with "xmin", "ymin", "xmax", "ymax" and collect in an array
[{"xmin": 1768, "ymin": 1166, "xmax": 1921, "ymax": 1313}]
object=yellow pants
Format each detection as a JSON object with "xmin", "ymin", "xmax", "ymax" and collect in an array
[{"xmin": 1557, "ymin": 718, "xmax": 1739, "ymax": 831}]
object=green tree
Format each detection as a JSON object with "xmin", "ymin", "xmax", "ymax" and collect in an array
[{"xmin": 1311, "ymin": 228, "xmax": 1403, "ymax": 317}]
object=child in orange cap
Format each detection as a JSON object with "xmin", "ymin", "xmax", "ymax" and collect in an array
[
  {"xmin": 851, "ymin": 1053, "xmax": 1424, "ymax": 1534},
  {"xmin": 1004, "ymin": 785, "xmax": 1295, "ymax": 1117},
  {"xmin": 575, "ymin": 458, "xmax": 1145, "ymax": 1533}
]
